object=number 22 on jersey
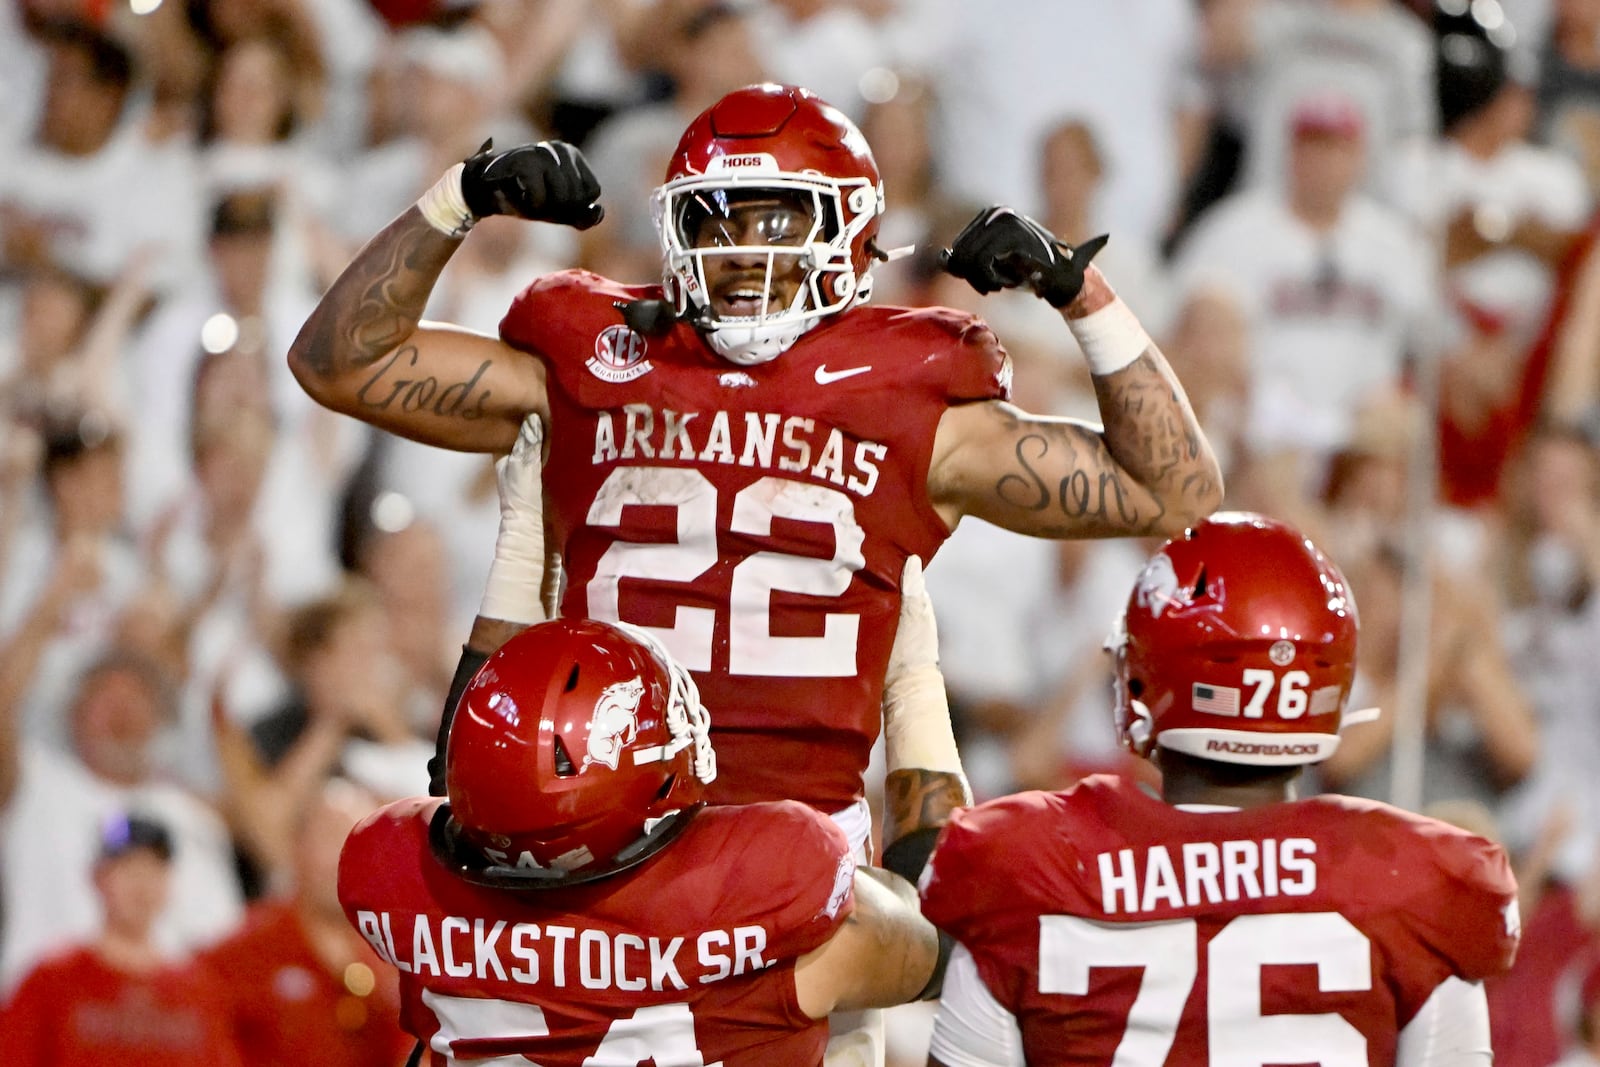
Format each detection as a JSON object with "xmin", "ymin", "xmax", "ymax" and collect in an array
[
  {"xmin": 586, "ymin": 467, "xmax": 866, "ymax": 678},
  {"xmin": 1040, "ymin": 913, "xmax": 1371, "ymax": 1067}
]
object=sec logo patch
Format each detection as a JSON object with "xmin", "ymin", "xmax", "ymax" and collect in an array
[{"xmin": 588, "ymin": 325, "xmax": 653, "ymax": 383}]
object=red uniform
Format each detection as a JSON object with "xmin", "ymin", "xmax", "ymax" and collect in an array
[
  {"xmin": 500, "ymin": 272, "xmax": 1010, "ymax": 811},
  {"xmin": 203, "ymin": 899, "xmax": 411, "ymax": 1067},
  {"xmin": 0, "ymin": 946, "xmax": 244, "ymax": 1067},
  {"xmin": 338, "ymin": 796, "xmax": 857, "ymax": 1066},
  {"xmin": 920, "ymin": 775, "xmax": 1520, "ymax": 1067}
]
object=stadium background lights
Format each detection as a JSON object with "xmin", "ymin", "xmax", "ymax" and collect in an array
[
  {"xmin": 370, "ymin": 491, "xmax": 417, "ymax": 534},
  {"xmin": 200, "ymin": 312, "xmax": 240, "ymax": 355}
]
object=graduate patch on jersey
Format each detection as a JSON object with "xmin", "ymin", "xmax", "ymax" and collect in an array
[{"xmin": 588, "ymin": 324, "xmax": 654, "ymax": 383}]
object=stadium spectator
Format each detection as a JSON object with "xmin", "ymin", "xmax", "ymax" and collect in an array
[
  {"xmin": 1171, "ymin": 89, "xmax": 1435, "ymax": 504},
  {"xmin": 0, "ymin": 812, "xmax": 243, "ymax": 1067},
  {"xmin": 0, "ymin": 641, "xmax": 244, "ymax": 992},
  {"xmin": 1228, "ymin": 0, "xmax": 1437, "ymax": 204},
  {"xmin": 205, "ymin": 779, "xmax": 409, "ymax": 1067},
  {"xmin": 0, "ymin": 17, "xmax": 204, "ymax": 296},
  {"xmin": 0, "ymin": 414, "xmax": 145, "ymax": 750},
  {"xmin": 1538, "ymin": 0, "xmax": 1600, "ymax": 195}
]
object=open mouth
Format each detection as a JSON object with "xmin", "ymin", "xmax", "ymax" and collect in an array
[{"xmin": 711, "ymin": 282, "xmax": 784, "ymax": 319}]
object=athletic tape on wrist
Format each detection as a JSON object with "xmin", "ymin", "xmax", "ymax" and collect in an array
[
  {"xmin": 1068, "ymin": 297, "xmax": 1150, "ymax": 376},
  {"xmin": 416, "ymin": 163, "xmax": 474, "ymax": 237},
  {"xmin": 882, "ymin": 665, "xmax": 963, "ymax": 774}
]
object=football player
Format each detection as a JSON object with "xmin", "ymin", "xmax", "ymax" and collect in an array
[
  {"xmin": 337, "ymin": 616, "xmax": 941, "ymax": 1066},
  {"xmin": 920, "ymin": 513, "xmax": 1521, "ymax": 1067},
  {"xmin": 290, "ymin": 82, "xmax": 1221, "ymax": 884}
]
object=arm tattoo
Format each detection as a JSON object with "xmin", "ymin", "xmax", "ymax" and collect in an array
[
  {"xmin": 882, "ymin": 768, "xmax": 970, "ymax": 849},
  {"xmin": 982, "ymin": 350, "xmax": 1220, "ymax": 536},
  {"xmin": 355, "ymin": 348, "xmax": 493, "ymax": 419},
  {"xmin": 985, "ymin": 406, "xmax": 1156, "ymax": 535},
  {"xmin": 296, "ymin": 211, "xmax": 462, "ymax": 378},
  {"xmin": 996, "ymin": 430, "xmax": 1148, "ymax": 528},
  {"xmin": 1093, "ymin": 350, "xmax": 1219, "ymax": 525}
]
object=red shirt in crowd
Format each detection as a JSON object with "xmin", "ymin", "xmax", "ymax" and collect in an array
[
  {"xmin": 0, "ymin": 946, "xmax": 243, "ymax": 1067},
  {"xmin": 203, "ymin": 898, "xmax": 412, "ymax": 1067}
]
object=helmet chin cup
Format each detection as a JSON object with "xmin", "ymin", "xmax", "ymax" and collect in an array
[{"xmin": 705, "ymin": 317, "xmax": 813, "ymax": 365}]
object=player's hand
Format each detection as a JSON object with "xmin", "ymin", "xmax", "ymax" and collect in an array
[
  {"xmin": 460, "ymin": 140, "xmax": 604, "ymax": 230},
  {"xmin": 886, "ymin": 555, "xmax": 939, "ymax": 683},
  {"xmin": 478, "ymin": 414, "xmax": 549, "ymax": 626},
  {"xmin": 498, "ymin": 413, "xmax": 544, "ymax": 518},
  {"xmin": 939, "ymin": 206, "xmax": 1108, "ymax": 308}
]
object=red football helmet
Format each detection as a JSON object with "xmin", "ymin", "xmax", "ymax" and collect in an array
[
  {"xmin": 651, "ymin": 83, "xmax": 885, "ymax": 365},
  {"xmin": 1108, "ymin": 512, "xmax": 1366, "ymax": 767},
  {"xmin": 435, "ymin": 619, "xmax": 716, "ymax": 886}
]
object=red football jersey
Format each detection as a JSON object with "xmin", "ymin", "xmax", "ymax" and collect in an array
[
  {"xmin": 338, "ymin": 796, "xmax": 857, "ymax": 1067},
  {"xmin": 920, "ymin": 776, "xmax": 1520, "ymax": 1067},
  {"xmin": 0, "ymin": 947, "xmax": 244, "ymax": 1067},
  {"xmin": 202, "ymin": 899, "xmax": 411, "ymax": 1067},
  {"xmin": 500, "ymin": 271, "xmax": 1011, "ymax": 810}
]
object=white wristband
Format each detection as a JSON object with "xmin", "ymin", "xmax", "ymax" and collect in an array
[
  {"xmin": 416, "ymin": 163, "xmax": 474, "ymax": 237},
  {"xmin": 1067, "ymin": 297, "xmax": 1150, "ymax": 376}
]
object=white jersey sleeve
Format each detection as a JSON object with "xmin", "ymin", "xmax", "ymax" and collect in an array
[
  {"xmin": 927, "ymin": 943, "xmax": 1025, "ymax": 1067},
  {"xmin": 1395, "ymin": 977, "xmax": 1493, "ymax": 1067}
]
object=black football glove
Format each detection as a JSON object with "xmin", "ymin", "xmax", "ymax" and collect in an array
[
  {"xmin": 460, "ymin": 140, "xmax": 605, "ymax": 230},
  {"xmin": 938, "ymin": 207, "xmax": 1108, "ymax": 308}
]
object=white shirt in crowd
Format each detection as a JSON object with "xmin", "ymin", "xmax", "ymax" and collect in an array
[
  {"xmin": 1397, "ymin": 138, "xmax": 1591, "ymax": 347},
  {"xmin": 1171, "ymin": 187, "xmax": 1436, "ymax": 460}
]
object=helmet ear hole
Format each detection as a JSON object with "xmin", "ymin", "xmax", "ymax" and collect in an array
[
  {"xmin": 553, "ymin": 737, "xmax": 577, "ymax": 777},
  {"xmin": 564, "ymin": 664, "xmax": 581, "ymax": 692},
  {"xmin": 655, "ymin": 774, "xmax": 676, "ymax": 801},
  {"xmin": 1127, "ymin": 678, "xmax": 1144, "ymax": 699}
]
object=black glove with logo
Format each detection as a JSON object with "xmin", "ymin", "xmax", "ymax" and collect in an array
[
  {"xmin": 938, "ymin": 207, "xmax": 1108, "ymax": 308},
  {"xmin": 460, "ymin": 140, "xmax": 605, "ymax": 230}
]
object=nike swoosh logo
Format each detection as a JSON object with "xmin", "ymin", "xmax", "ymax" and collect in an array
[{"xmin": 814, "ymin": 364, "xmax": 872, "ymax": 384}]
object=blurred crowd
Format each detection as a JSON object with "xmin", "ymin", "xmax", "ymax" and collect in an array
[{"xmin": 1, "ymin": 0, "xmax": 1599, "ymax": 1064}]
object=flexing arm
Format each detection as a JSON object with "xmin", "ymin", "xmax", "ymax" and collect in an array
[
  {"xmin": 287, "ymin": 208, "xmax": 538, "ymax": 452},
  {"xmin": 288, "ymin": 141, "xmax": 603, "ymax": 452},
  {"xmin": 794, "ymin": 867, "xmax": 940, "ymax": 1017},
  {"xmin": 930, "ymin": 212, "xmax": 1222, "ymax": 538}
]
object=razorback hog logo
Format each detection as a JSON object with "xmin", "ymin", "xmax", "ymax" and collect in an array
[
  {"xmin": 582, "ymin": 677, "xmax": 646, "ymax": 772},
  {"xmin": 1133, "ymin": 554, "xmax": 1183, "ymax": 618}
]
